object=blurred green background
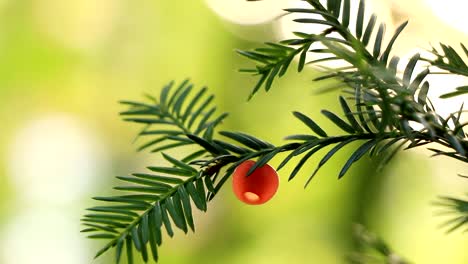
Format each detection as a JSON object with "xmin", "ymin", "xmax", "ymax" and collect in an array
[{"xmin": 0, "ymin": 0, "xmax": 467, "ymax": 263}]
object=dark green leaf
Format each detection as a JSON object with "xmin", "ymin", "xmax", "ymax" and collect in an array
[
  {"xmin": 441, "ymin": 44, "xmax": 467, "ymax": 68},
  {"xmin": 440, "ymin": 85, "xmax": 468, "ymax": 98},
  {"xmin": 178, "ymin": 186, "xmax": 195, "ymax": 232},
  {"xmin": 188, "ymin": 95, "xmax": 214, "ymax": 129},
  {"xmin": 181, "ymin": 149, "xmax": 207, "ymax": 163},
  {"xmin": 131, "ymin": 226, "xmax": 142, "ymax": 251},
  {"xmin": 248, "ymin": 72, "xmax": 269, "ymax": 100},
  {"xmin": 289, "ymin": 146, "xmax": 322, "ymax": 181},
  {"xmin": 87, "ymin": 233, "xmax": 116, "ymax": 239},
  {"xmin": 147, "ymin": 166, "xmax": 194, "ymax": 176},
  {"xmin": 173, "ymin": 85, "xmax": 193, "ymax": 116},
  {"xmin": 115, "ymin": 240, "xmax": 124, "ymax": 264},
  {"xmin": 126, "ymin": 236, "xmax": 134, "ymax": 264},
  {"xmin": 293, "ymin": 111, "xmax": 328, "ymax": 137},
  {"xmin": 168, "ymin": 79, "xmax": 190, "ymax": 108},
  {"xmin": 342, "ymin": 0, "xmax": 351, "ymax": 28},
  {"xmin": 200, "ymin": 112, "xmax": 229, "ymax": 135},
  {"xmin": 138, "ymin": 231, "xmax": 148, "ymax": 262},
  {"xmin": 339, "ymin": 96, "xmax": 363, "ymax": 132},
  {"xmin": 447, "ymin": 133, "xmax": 466, "ymax": 156},
  {"xmin": 372, "ymin": 137, "xmax": 403, "ymax": 156},
  {"xmin": 137, "ymin": 137, "xmax": 167, "ymax": 152},
  {"xmin": 94, "ymin": 242, "xmax": 114, "ymax": 259},
  {"xmin": 87, "ymin": 205, "xmax": 147, "ymax": 214},
  {"xmin": 120, "ymin": 108, "xmax": 160, "ymax": 116},
  {"xmin": 298, "ymin": 43, "xmax": 312, "ymax": 72},
  {"xmin": 159, "ymin": 81, "xmax": 173, "ymax": 107},
  {"xmin": 403, "ymin": 53, "xmax": 421, "ymax": 86},
  {"xmin": 133, "ymin": 173, "xmax": 183, "ymax": 185},
  {"xmin": 365, "ymin": 105, "xmax": 380, "ymax": 130},
  {"xmin": 116, "ymin": 176, "xmax": 172, "ymax": 190},
  {"xmin": 124, "ymin": 118, "xmax": 173, "ymax": 125},
  {"xmin": 354, "ymin": 86, "xmax": 374, "ymax": 133},
  {"xmin": 213, "ymin": 140, "xmax": 251, "ymax": 154},
  {"xmin": 279, "ymin": 55, "xmax": 294, "ymax": 77},
  {"xmin": 186, "ymin": 134, "xmax": 224, "ymax": 155},
  {"xmin": 247, "ymin": 148, "xmax": 282, "ymax": 175},
  {"xmin": 139, "ymin": 130, "xmax": 182, "ymax": 136},
  {"xmin": 186, "ymin": 181, "xmax": 204, "ymax": 211},
  {"xmin": 166, "ymin": 196, "xmax": 187, "ymax": 233},
  {"xmin": 140, "ymin": 214, "xmax": 149, "ymax": 245},
  {"xmin": 339, "ymin": 139, "xmax": 377, "ymax": 178},
  {"xmin": 356, "ymin": 0, "xmax": 365, "ymax": 39},
  {"xmin": 306, "ymin": 138, "xmax": 357, "ymax": 186},
  {"xmin": 162, "ymin": 153, "xmax": 197, "ymax": 173},
  {"xmin": 148, "ymin": 210, "xmax": 162, "ymax": 246},
  {"xmin": 150, "ymin": 142, "xmax": 191, "ymax": 153},
  {"xmin": 409, "ymin": 69, "xmax": 429, "ymax": 93},
  {"xmin": 277, "ymin": 141, "xmax": 321, "ymax": 171},
  {"xmin": 236, "ymin": 50, "xmax": 274, "ymax": 64},
  {"xmin": 284, "ymin": 134, "xmax": 318, "ymax": 141},
  {"xmin": 84, "ymin": 214, "xmax": 134, "ymax": 222},
  {"xmin": 321, "ymin": 110, "xmax": 356, "ymax": 133},
  {"xmin": 219, "ymin": 131, "xmax": 274, "ymax": 150},
  {"xmin": 388, "ymin": 56, "xmax": 400, "ymax": 76},
  {"xmin": 265, "ymin": 64, "xmax": 281, "ymax": 91},
  {"xmin": 378, "ymin": 139, "xmax": 409, "ymax": 171},
  {"xmin": 92, "ymin": 196, "xmax": 151, "ymax": 206},
  {"xmin": 204, "ymin": 176, "xmax": 216, "ymax": 193},
  {"xmin": 196, "ymin": 178, "xmax": 207, "ymax": 211},
  {"xmin": 285, "ymin": 9, "xmax": 335, "ymax": 20},
  {"xmin": 147, "ymin": 220, "xmax": 159, "ymax": 263},
  {"xmin": 293, "ymin": 18, "xmax": 341, "ymax": 29},
  {"xmin": 151, "ymin": 204, "xmax": 163, "ymax": 238},
  {"xmin": 195, "ymin": 107, "xmax": 217, "ymax": 134},
  {"xmin": 160, "ymin": 203, "xmax": 174, "ymax": 237},
  {"xmin": 417, "ymin": 81, "xmax": 430, "ymax": 105},
  {"xmin": 332, "ymin": 0, "xmax": 342, "ymax": 18},
  {"xmin": 381, "ymin": 21, "xmax": 409, "ymax": 63},
  {"xmin": 373, "ymin": 24, "xmax": 385, "ymax": 58},
  {"xmin": 81, "ymin": 227, "xmax": 97, "ymax": 233},
  {"xmin": 114, "ymin": 186, "xmax": 169, "ymax": 194},
  {"xmin": 362, "ymin": 15, "xmax": 376, "ymax": 47},
  {"xmin": 82, "ymin": 223, "xmax": 117, "ymax": 234},
  {"xmin": 82, "ymin": 218, "xmax": 127, "ymax": 228},
  {"xmin": 182, "ymin": 86, "xmax": 207, "ymax": 122}
]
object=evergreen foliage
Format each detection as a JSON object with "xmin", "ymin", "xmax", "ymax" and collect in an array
[
  {"xmin": 83, "ymin": 0, "xmax": 468, "ymax": 262},
  {"xmin": 347, "ymin": 224, "xmax": 409, "ymax": 264}
]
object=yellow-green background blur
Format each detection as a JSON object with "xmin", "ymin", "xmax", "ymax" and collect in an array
[{"xmin": 0, "ymin": 0, "xmax": 467, "ymax": 263}]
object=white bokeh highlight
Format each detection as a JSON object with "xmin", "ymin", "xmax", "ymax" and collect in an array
[
  {"xmin": 7, "ymin": 113, "xmax": 109, "ymax": 205},
  {"xmin": 205, "ymin": 0, "xmax": 288, "ymax": 25},
  {"xmin": 2, "ymin": 113, "xmax": 110, "ymax": 264},
  {"xmin": 424, "ymin": 0, "xmax": 468, "ymax": 35},
  {"xmin": 1, "ymin": 209, "xmax": 90, "ymax": 264}
]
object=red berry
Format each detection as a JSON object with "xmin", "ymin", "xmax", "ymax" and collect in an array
[{"xmin": 232, "ymin": 160, "xmax": 279, "ymax": 205}]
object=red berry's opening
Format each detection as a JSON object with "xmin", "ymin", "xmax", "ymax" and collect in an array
[
  {"xmin": 232, "ymin": 160, "xmax": 279, "ymax": 205},
  {"xmin": 243, "ymin": 192, "xmax": 260, "ymax": 202}
]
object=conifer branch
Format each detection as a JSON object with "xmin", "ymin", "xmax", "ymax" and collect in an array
[
  {"xmin": 425, "ymin": 43, "xmax": 468, "ymax": 98},
  {"xmin": 434, "ymin": 195, "xmax": 468, "ymax": 233},
  {"xmin": 84, "ymin": 78, "xmax": 466, "ymax": 263},
  {"xmin": 237, "ymin": 0, "xmax": 468, "ymax": 235},
  {"xmin": 84, "ymin": 0, "xmax": 468, "ymax": 262},
  {"xmin": 347, "ymin": 224, "xmax": 409, "ymax": 264}
]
